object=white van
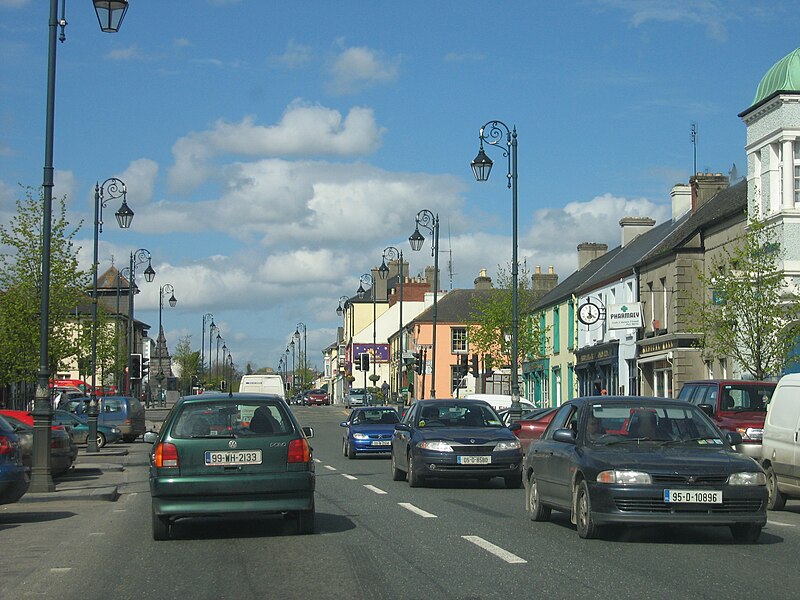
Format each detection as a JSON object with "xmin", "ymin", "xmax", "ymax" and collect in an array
[
  {"xmin": 238, "ymin": 374, "xmax": 286, "ymax": 399},
  {"xmin": 761, "ymin": 373, "xmax": 800, "ymax": 509},
  {"xmin": 464, "ymin": 394, "xmax": 535, "ymax": 413}
]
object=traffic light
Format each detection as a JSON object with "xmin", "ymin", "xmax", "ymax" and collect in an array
[
  {"xmin": 470, "ymin": 353, "xmax": 479, "ymax": 378},
  {"xmin": 360, "ymin": 352, "xmax": 370, "ymax": 371},
  {"xmin": 415, "ymin": 352, "xmax": 424, "ymax": 374},
  {"xmin": 130, "ymin": 353, "xmax": 142, "ymax": 379},
  {"xmin": 141, "ymin": 357, "xmax": 150, "ymax": 379},
  {"xmin": 459, "ymin": 353, "xmax": 468, "ymax": 377},
  {"xmin": 411, "ymin": 352, "xmax": 421, "ymax": 373}
]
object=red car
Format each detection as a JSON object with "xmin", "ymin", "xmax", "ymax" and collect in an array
[
  {"xmin": 305, "ymin": 389, "xmax": 330, "ymax": 406},
  {"xmin": 508, "ymin": 408, "xmax": 557, "ymax": 454}
]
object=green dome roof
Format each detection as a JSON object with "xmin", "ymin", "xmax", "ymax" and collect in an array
[{"xmin": 753, "ymin": 48, "xmax": 800, "ymax": 105}]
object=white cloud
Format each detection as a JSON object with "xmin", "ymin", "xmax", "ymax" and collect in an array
[
  {"xmin": 597, "ymin": 0, "xmax": 738, "ymax": 41},
  {"xmin": 269, "ymin": 39, "xmax": 313, "ymax": 69},
  {"xmin": 119, "ymin": 158, "xmax": 159, "ymax": 206},
  {"xmin": 106, "ymin": 45, "xmax": 141, "ymax": 61},
  {"xmin": 328, "ymin": 46, "xmax": 400, "ymax": 95}
]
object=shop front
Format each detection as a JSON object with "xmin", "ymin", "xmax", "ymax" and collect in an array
[{"xmin": 575, "ymin": 340, "xmax": 619, "ymax": 396}]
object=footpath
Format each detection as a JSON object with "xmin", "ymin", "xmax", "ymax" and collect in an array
[{"xmin": 19, "ymin": 405, "xmax": 169, "ymax": 504}]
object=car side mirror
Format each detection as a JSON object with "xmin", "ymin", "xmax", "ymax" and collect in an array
[
  {"xmin": 726, "ymin": 431, "xmax": 743, "ymax": 446},
  {"xmin": 302, "ymin": 426, "xmax": 314, "ymax": 438},
  {"xmin": 394, "ymin": 423, "xmax": 411, "ymax": 432},
  {"xmin": 508, "ymin": 423, "xmax": 522, "ymax": 432},
  {"xmin": 698, "ymin": 404, "xmax": 714, "ymax": 417},
  {"xmin": 340, "ymin": 421, "xmax": 348, "ymax": 427},
  {"xmin": 553, "ymin": 428, "xmax": 577, "ymax": 444},
  {"xmin": 143, "ymin": 430, "xmax": 158, "ymax": 444}
]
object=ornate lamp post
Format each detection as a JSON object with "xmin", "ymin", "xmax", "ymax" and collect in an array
[
  {"xmin": 409, "ymin": 210, "xmax": 440, "ymax": 398},
  {"xmin": 215, "ymin": 333, "xmax": 223, "ymax": 384},
  {"xmin": 294, "ymin": 322, "xmax": 307, "ymax": 393},
  {"xmin": 127, "ymin": 249, "xmax": 155, "ymax": 397},
  {"xmin": 471, "ymin": 120, "xmax": 521, "ymax": 420},
  {"xmin": 357, "ymin": 273, "xmax": 377, "ymax": 391},
  {"xmin": 31, "ymin": 0, "xmax": 131, "ymax": 494},
  {"xmin": 208, "ymin": 319, "xmax": 218, "ymax": 384},
  {"xmin": 380, "ymin": 246, "xmax": 404, "ymax": 403},
  {"xmin": 290, "ymin": 338, "xmax": 296, "ymax": 396},
  {"xmin": 158, "ymin": 284, "xmax": 177, "ymax": 339},
  {"xmin": 87, "ymin": 177, "xmax": 133, "ymax": 453},
  {"xmin": 201, "ymin": 313, "xmax": 213, "ymax": 384}
]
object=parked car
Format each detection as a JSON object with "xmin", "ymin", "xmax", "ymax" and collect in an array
[
  {"xmin": 345, "ymin": 388, "xmax": 372, "ymax": 408},
  {"xmin": 760, "ymin": 373, "xmax": 800, "ymax": 509},
  {"xmin": 147, "ymin": 392, "xmax": 316, "ymax": 540},
  {"xmin": 0, "ymin": 411, "xmax": 77, "ymax": 476},
  {"xmin": 465, "ymin": 394, "xmax": 536, "ymax": 414},
  {"xmin": 305, "ymin": 389, "xmax": 330, "ymax": 406},
  {"xmin": 341, "ymin": 407, "xmax": 399, "ymax": 458},
  {"xmin": 523, "ymin": 395, "xmax": 767, "ymax": 542},
  {"xmin": 507, "ymin": 407, "xmax": 558, "ymax": 454},
  {"xmin": 0, "ymin": 414, "xmax": 29, "ymax": 505},
  {"xmin": 677, "ymin": 379, "xmax": 775, "ymax": 459},
  {"xmin": 391, "ymin": 399, "xmax": 523, "ymax": 488},
  {"xmin": 62, "ymin": 395, "xmax": 145, "ymax": 442},
  {"xmin": 52, "ymin": 410, "xmax": 122, "ymax": 448}
]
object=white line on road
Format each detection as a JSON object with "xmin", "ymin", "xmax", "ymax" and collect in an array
[
  {"xmin": 398, "ymin": 502, "xmax": 437, "ymax": 518},
  {"xmin": 324, "ymin": 465, "xmax": 337, "ymax": 471},
  {"xmin": 50, "ymin": 568, "xmax": 72, "ymax": 574},
  {"xmin": 314, "ymin": 458, "xmax": 321, "ymax": 463},
  {"xmin": 462, "ymin": 535, "xmax": 527, "ymax": 564},
  {"xmin": 342, "ymin": 474, "xmax": 358, "ymax": 480},
  {"xmin": 768, "ymin": 520, "xmax": 797, "ymax": 527},
  {"xmin": 364, "ymin": 484, "xmax": 387, "ymax": 495}
]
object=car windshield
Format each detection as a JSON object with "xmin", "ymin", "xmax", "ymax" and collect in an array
[
  {"xmin": 350, "ymin": 388, "xmax": 368, "ymax": 395},
  {"xmin": 719, "ymin": 385, "xmax": 773, "ymax": 412},
  {"xmin": 172, "ymin": 400, "xmax": 295, "ymax": 438},
  {"xmin": 352, "ymin": 409, "xmax": 399, "ymax": 425},
  {"xmin": 585, "ymin": 402, "xmax": 723, "ymax": 446},
  {"xmin": 417, "ymin": 403, "xmax": 503, "ymax": 428}
]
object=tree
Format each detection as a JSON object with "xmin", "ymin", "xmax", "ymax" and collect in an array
[
  {"xmin": 0, "ymin": 187, "xmax": 88, "ymax": 388},
  {"xmin": 172, "ymin": 335, "xmax": 201, "ymax": 394},
  {"xmin": 466, "ymin": 263, "xmax": 544, "ymax": 370},
  {"xmin": 688, "ymin": 217, "xmax": 800, "ymax": 380}
]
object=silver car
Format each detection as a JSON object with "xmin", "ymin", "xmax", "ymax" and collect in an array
[{"xmin": 345, "ymin": 388, "xmax": 372, "ymax": 408}]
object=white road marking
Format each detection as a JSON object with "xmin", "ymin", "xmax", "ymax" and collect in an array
[
  {"xmin": 50, "ymin": 568, "xmax": 72, "ymax": 574},
  {"xmin": 342, "ymin": 474, "xmax": 358, "ymax": 480},
  {"xmin": 398, "ymin": 502, "xmax": 437, "ymax": 518},
  {"xmin": 89, "ymin": 532, "xmax": 105, "ymax": 536},
  {"xmin": 462, "ymin": 535, "xmax": 527, "ymax": 564},
  {"xmin": 314, "ymin": 458, "xmax": 322, "ymax": 463},
  {"xmin": 768, "ymin": 520, "xmax": 797, "ymax": 527},
  {"xmin": 324, "ymin": 465, "xmax": 337, "ymax": 471},
  {"xmin": 364, "ymin": 484, "xmax": 387, "ymax": 495}
]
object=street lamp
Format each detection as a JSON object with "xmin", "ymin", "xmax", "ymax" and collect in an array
[
  {"xmin": 295, "ymin": 323, "xmax": 307, "ymax": 393},
  {"xmin": 158, "ymin": 284, "xmax": 177, "ymax": 338},
  {"xmin": 201, "ymin": 313, "xmax": 214, "ymax": 384},
  {"xmin": 357, "ymin": 273, "xmax": 377, "ymax": 391},
  {"xmin": 472, "ymin": 120, "xmax": 521, "ymax": 420},
  {"xmin": 409, "ymin": 209, "xmax": 440, "ymax": 398},
  {"xmin": 221, "ymin": 342, "xmax": 227, "ymax": 389},
  {"xmin": 127, "ymin": 249, "xmax": 155, "ymax": 397},
  {"xmin": 31, "ymin": 0, "xmax": 131, "ymax": 495},
  {"xmin": 290, "ymin": 338, "xmax": 296, "ymax": 396},
  {"xmin": 87, "ymin": 177, "xmax": 133, "ymax": 453},
  {"xmin": 215, "ymin": 333, "xmax": 223, "ymax": 384},
  {"xmin": 208, "ymin": 319, "xmax": 218, "ymax": 383},
  {"xmin": 227, "ymin": 351, "xmax": 233, "ymax": 393},
  {"xmin": 380, "ymin": 246, "xmax": 404, "ymax": 404}
]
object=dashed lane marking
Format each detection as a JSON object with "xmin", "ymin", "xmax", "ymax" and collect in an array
[
  {"xmin": 364, "ymin": 484, "xmax": 387, "ymax": 495},
  {"xmin": 342, "ymin": 474, "xmax": 358, "ymax": 480},
  {"xmin": 768, "ymin": 520, "xmax": 797, "ymax": 527},
  {"xmin": 324, "ymin": 465, "xmax": 337, "ymax": 471},
  {"xmin": 398, "ymin": 502, "xmax": 437, "ymax": 518},
  {"xmin": 50, "ymin": 568, "xmax": 72, "ymax": 574},
  {"xmin": 314, "ymin": 458, "xmax": 322, "ymax": 463},
  {"xmin": 462, "ymin": 535, "xmax": 527, "ymax": 564}
]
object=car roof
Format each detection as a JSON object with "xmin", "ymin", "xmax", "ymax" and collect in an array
[
  {"xmin": 179, "ymin": 392, "xmax": 285, "ymax": 403},
  {"xmin": 683, "ymin": 379, "xmax": 776, "ymax": 385},
  {"xmin": 564, "ymin": 395, "xmax": 694, "ymax": 408}
]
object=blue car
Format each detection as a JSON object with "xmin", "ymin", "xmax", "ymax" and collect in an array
[
  {"xmin": 0, "ymin": 414, "xmax": 29, "ymax": 505},
  {"xmin": 341, "ymin": 407, "xmax": 400, "ymax": 458}
]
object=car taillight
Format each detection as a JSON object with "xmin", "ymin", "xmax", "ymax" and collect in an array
[
  {"xmin": 288, "ymin": 438, "xmax": 310, "ymax": 463},
  {"xmin": 0, "ymin": 435, "xmax": 13, "ymax": 455},
  {"xmin": 154, "ymin": 442, "xmax": 179, "ymax": 468}
]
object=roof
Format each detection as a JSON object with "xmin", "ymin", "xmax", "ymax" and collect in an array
[
  {"xmin": 410, "ymin": 288, "xmax": 492, "ymax": 324},
  {"xmin": 752, "ymin": 47, "xmax": 800, "ymax": 106},
  {"xmin": 534, "ymin": 248, "xmax": 620, "ymax": 309}
]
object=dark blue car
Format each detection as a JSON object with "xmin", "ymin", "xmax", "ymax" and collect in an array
[
  {"xmin": 341, "ymin": 407, "xmax": 399, "ymax": 458},
  {"xmin": 0, "ymin": 414, "xmax": 29, "ymax": 505}
]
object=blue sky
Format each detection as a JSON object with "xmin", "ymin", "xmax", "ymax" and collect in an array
[{"xmin": 1, "ymin": 0, "xmax": 798, "ymax": 372}]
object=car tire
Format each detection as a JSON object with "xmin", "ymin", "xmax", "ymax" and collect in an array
[
  {"xmin": 407, "ymin": 451, "xmax": 423, "ymax": 488},
  {"xmin": 504, "ymin": 474, "xmax": 523, "ymax": 489},
  {"xmin": 730, "ymin": 523, "xmax": 762, "ymax": 543},
  {"xmin": 391, "ymin": 451, "xmax": 406, "ymax": 481},
  {"xmin": 525, "ymin": 474, "xmax": 551, "ymax": 522},
  {"xmin": 347, "ymin": 441, "xmax": 356, "ymax": 459},
  {"xmin": 96, "ymin": 432, "xmax": 106, "ymax": 449},
  {"xmin": 152, "ymin": 509, "xmax": 170, "ymax": 541},
  {"xmin": 575, "ymin": 480, "xmax": 599, "ymax": 539},
  {"xmin": 297, "ymin": 501, "xmax": 315, "ymax": 535},
  {"xmin": 122, "ymin": 435, "xmax": 136, "ymax": 443},
  {"xmin": 766, "ymin": 465, "xmax": 786, "ymax": 511},
  {"xmin": 342, "ymin": 438, "xmax": 347, "ymax": 457}
]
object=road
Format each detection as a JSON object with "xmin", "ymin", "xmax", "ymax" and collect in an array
[{"xmin": 3, "ymin": 405, "xmax": 800, "ymax": 599}]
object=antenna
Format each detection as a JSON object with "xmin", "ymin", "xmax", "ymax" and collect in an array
[
  {"xmin": 690, "ymin": 122, "xmax": 697, "ymax": 175},
  {"xmin": 446, "ymin": 221, "xmax": 454, "ymax": 290}
]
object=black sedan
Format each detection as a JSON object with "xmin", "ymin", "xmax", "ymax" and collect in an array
[
  {"xmin": 524, "ymin": 396, "xmax": 767, "ymax": 542},
  {"xmin": 391, "ymin": 399, "xmax": 523, "ymax": 488}
]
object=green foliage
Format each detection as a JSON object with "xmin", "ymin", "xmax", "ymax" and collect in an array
[
  {"xmin": 0, "ymin": 187, "xmax": 88, "ymax": 386},
  {"xmin": 173, "ymin": 335, "xmax": 201, "ymax": 393},
  {"xmin": 688, "ymin": 217, "xmax": 800, "ymax": 380}
]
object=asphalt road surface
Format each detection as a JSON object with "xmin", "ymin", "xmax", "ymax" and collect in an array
[{"xmin": 3, "ymin": 405, "xmax": 800, "ymax": 599}]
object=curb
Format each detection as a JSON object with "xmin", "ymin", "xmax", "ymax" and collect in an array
[{"xmin": 20, "ymin": 485, "xmax": 120, "ymax": 503}]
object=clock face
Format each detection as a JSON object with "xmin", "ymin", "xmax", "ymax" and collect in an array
[{"xmin": 578, "ymin": 301, "xmax": 601, "ymax": 325}]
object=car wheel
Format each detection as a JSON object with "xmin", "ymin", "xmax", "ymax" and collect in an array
[
  {"xmin": 730, "ymin": 523, "xmax": 762, "ymax": 543},
  {"xmin": 576, "ymin": 480, "xmax": 599, "ymax": 539},
  {"xmin": 96, "ymin": 432, "xmax": 106, "ymax": 449},
  {"xmin": 766, "ymin": 465, "xmax": 786, "ymax": 510},
  {"xmin": 152, "ymin": 509, "xmax": 170, "ymax": 541},
  {"xmin": 122, "ymin": 435, "xmax": 136, "ymax": 443},
  {"xmin": 297, "ymin": 500, "xmax": 315, "ymax": 535},
  {"xmin": 525, "ymin": 474, "xmax": 551, "ymax": 522},
  {"xmin": 391, "ymin": 451, "xmax": 406, "ymax": 481},
  {"xmin": 407, "ymin": 451, "xmax": 423, "ymax": 487},
  {"xmin": 347, "ymin": 441, "xmax": 356, "ymax": 459},
  {"xmin": 504, "ymin": 474, "xmax": 523, "ymax": 489}
]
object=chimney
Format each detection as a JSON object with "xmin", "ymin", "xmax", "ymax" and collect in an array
[
  {"xmin": 671, "ymin": 183, "xmax": 691, "ymax": 220},
  {"xmin": 424, "ymin": 266, "xmax": 440, "ymax": 293},
  {"xmin": 371, "ymin": 267, "xmax": 388, "ymax": 301},
  {"xmin": 532, "ymin": 265, "xmax": 558, "ymax": 299},
  {"xmin": 691, "ymin": 172, "xmax": 729, "ymax": 212},
  {"xmin": 619, "ymin": 216, "xmax": 656, "ymax": 247},
  {"xmin": 577, "ymin": 242, "xmax": 608, "ymax": 270},
  {"xmin": 474, "ymin": 268, "xmax": 493, "ymax": 290}
]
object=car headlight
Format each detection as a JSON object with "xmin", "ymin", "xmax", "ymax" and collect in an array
[
  {"xmin": 597, "ymin": 470, "xmax": 652, "ymax": 484},
  {"xmin": 735, "ymin": 427, "xmax": 763, "ymax": 442},
  {"xmin": 112, "ymin": 427, "xmax": 120, "ymax": 433},
  {"xmin": 352, "ymin": 433, "xmax": 369, "ymax": 440},
  {"xmin": 494, "ymin": 439, "xmax": 521, "ymax": 451},
  {"xmin": 417, "ymin": 440, "xmax": 454, "ymax": 452},
  {"xmin": 727, "ymin": 472, "xmax": 767, "ymax": 486}
]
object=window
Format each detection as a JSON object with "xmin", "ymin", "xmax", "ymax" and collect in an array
[
  {"xmin": 451, "ymin": 365, "xmax": 464, "ymax": 394},
  {"xmin": 451, "ymin": 327, "xmax": 467, "ymax": 353},
  {"xmin": 794, "ymin": 140, "xmax": 800, "ymax": 204},
  {"xmin": 553, "ymin": 306, "xmax": 561, "ymax": 353}
]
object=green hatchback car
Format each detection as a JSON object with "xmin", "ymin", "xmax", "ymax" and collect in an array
[{"xmin": 147, "ymin": 393, "xmax": 315, "ymax": 540}]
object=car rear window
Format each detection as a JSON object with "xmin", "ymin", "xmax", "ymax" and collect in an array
[
  {"xmin": 172, "ymin": 400, "xmax": 295, "ymax": 438},
  {"xmin": 352, "ymin": 409, "xmax": 399, "ymax": 424}
]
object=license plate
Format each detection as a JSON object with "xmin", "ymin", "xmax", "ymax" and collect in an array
[
  {"xmin": 664, "ymin": 489, "xmax": 722, "ymax": 504},
  {"xmin": 371, "ymin": 440, "xmax": 391, "ymax": 446},
  {"xmin": 205, "ymin": 450, "xmax": 262, "ymax": 466},
  {"xmin": 457, "ymin": 455, "xmax": 491, "ymax": 465}
]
